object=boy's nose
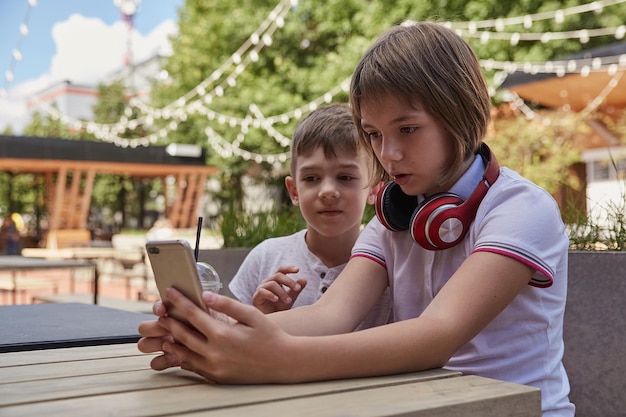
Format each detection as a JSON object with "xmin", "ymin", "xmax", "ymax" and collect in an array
[{"xmin": 319, "ymin": 180, "xmax": 340, "ymax": 199}]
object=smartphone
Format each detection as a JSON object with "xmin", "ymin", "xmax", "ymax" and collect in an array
[{"xmin": 145, "ymin": 239, "xmax": 206, "ymax": 324}]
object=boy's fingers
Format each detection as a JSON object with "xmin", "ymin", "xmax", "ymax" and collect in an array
[
  {"xmin": 275, "ymin": 265, "xmax": 299, "ymax": 275},
  {"xmin": 254, "ymin": 287, "xmax": 279, "ymax": 303},
  {"xmin": 285, "ymin": 277, "xmax": 308, "ymax": 304},
  {"xmin": 259, "ymin": 281, "xmax": 293, "ymax": 303},
  {"xmin": 293, "ymin": 277, "xmax": 307, "ymax": 292},
  {"xmin": 261, "ymin": 275, "xmax": 303, "ymax": 293}
]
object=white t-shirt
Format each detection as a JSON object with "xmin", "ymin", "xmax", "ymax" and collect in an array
[
  {"xmin": 229, "ymin": 229, "xmax": 393, "ymax": 330},
  {"xmin": 352, "ymin": 156, "xmax": 575, "ymax": 416}
]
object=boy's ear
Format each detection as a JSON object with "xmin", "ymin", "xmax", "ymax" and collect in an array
[
  {"xmin": 285, "ymin": 176, "xmax": 300, "ymax": 206},
  {"xmin": 367, "ymin": 181, "xmax": 384, "ymax": 205}
]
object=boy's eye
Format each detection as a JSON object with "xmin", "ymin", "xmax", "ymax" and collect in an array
[
  {"xmin": 338, "ymin": 175, "xmax": 356, "ymax": 181},
  {"xmin": 401, "ymin": 126, "xmax": 417, "ymax": 134},
  {"xmin": 302, "ymin": 175, "xmax": 318, "ymax": 182}
]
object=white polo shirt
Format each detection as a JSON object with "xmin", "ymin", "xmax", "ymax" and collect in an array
[
  {"xmin": 352, "ymin": 155, "xmax": 575, "ymax": 416},
  {"xmin": 229, "ymin": 229, "xmax": 393, "ymax": 330}
]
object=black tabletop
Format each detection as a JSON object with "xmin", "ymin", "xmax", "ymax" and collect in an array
[
  {"xmin": 0, "ymin": 303, "xmax": 152, "ymax": 353},
  {"xmin": 0, "ymin": 255, "xmax": 94, "ymax": 271}
]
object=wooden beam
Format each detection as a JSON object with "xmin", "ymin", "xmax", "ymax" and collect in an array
[
  {"xmin": 50, "ymin": 167, "xmax": 67, "ymax": 231},
  {"xmin": 0, "ymin": 157, "xmax": 217, "ymax": 236},
  {"xmin": 68, "ymin": 170, "xmax": 81, "ymax": 228},
  {"xmin": 0, "ymin": 158, "xmax": 218, "ymax": 177},
  {"xmin": 78, "ymin": 169, "xmax": 96, "ymax": 229},
  {"xmin": 179, "ymin": 173, "xmax": 197, "ymax": 228}
]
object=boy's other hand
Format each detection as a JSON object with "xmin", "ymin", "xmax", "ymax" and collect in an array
[{"xmin": 252, "ymin": 266, "xmax": 308, "ymax": 313}]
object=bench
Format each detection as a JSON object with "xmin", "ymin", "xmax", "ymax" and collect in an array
[{"xmin": 46, "ymin": 229, "xmax": 92, "ymax": 249}]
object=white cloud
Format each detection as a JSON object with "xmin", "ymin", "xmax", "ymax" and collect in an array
[{"xmin": 0, "ymin": 14, "xmax": 177, "ymax": 133}]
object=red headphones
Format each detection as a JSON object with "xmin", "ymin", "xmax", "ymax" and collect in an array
[{"xmin": 375, "ymin": 143, "xmax": 499, "ymax": 250}]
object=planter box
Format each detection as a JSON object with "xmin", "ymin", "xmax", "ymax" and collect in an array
[{"xmin": 564, "ymin": 251, "xmax": 626, "ymax": 417}]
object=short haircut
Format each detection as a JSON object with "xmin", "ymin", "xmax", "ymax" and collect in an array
[
  {"xmin": 350, "ymin": 22, "xmax": 492, "ymax": 184},
  {"xmin": 290, "ymin": 103, "xmax": 363, "ymax": 177}
]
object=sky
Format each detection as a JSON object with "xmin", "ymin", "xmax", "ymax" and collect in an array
[{"xmin": 0, "ymin": 0, "xmax": 183, "ymax": 133}]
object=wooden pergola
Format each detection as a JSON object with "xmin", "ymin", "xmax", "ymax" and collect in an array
[
  {"xmin": 0, "ymin": 135, "xmax": 219, "ymax": 238},
  {"xmin": 500, "ymin": 41, "xmax": 626, "ymax": 113}
]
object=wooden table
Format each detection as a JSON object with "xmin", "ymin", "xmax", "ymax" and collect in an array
[
  {"xmin": 0, "ymin": 343, "xmax": 541, "ymax": 416},
  {"xmin": 0, "ymin": 303, "xmax": 152, "ymax": 353},
  {"xmin": 22, "ymin": 247, "xmax": 147, "ymax": 303},
  {"xmin": 0, "ymin": 256, "xmax": 96, "ymax": 304}
]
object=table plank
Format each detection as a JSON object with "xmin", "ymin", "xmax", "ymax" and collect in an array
[
  {"xmin": 0, "ymin": 343, "xmax": 142, "ymax": 367},
  {"xmin": 0, "ymin": 355, "xmax": 151, "ymax": 385},
  {"xmin": 0, "ymin": 369, "xmax": 202, "ymax": 407},
  {"xmin": 0, "ymin": 358, "xmax": 459, "ymax": 417},
  {"xmin": 0, "ymin": 342, "xmax": 540, "ymax": 417},
  {"xmin": 0, "ymin": 373, "xmax": 538, "ymax": 417},
  {"xmin": 190, "ymin": 375, "xmax": 541, "ymax": 417}
]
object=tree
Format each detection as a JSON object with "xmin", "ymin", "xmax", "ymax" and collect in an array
[
  {"xmin": 145, "ymin": 0, "xmax": 625, "ymax": 232},
  {"xmin": 91, "ymin": 80, "xmax": 158, "ymax": 230},
  {"xmin": 10, "ymin": 0, "xmax": 626, "ymax": 240}
]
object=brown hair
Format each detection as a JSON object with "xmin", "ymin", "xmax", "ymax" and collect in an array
[
  {"xmin": 290, "ymin": 103, "xmax": 366, "ymax": 177},
  {"xmin": 350, "ymin": 22, "xmax": 492, "ymax": 184}
]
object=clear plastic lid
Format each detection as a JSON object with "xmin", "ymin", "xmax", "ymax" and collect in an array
[{"xmin": 196, "ymin": 262, "xmax": 222, "ymax": 293}]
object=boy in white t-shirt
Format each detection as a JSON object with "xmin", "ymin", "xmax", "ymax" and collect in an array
[{"xmin": 229, "ymin": 103, "xmax": 392, "ymax": 329}]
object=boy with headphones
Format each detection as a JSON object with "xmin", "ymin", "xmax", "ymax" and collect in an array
[
  {"xmin": 228, "ymin": 103, "xmax": 392, "ymax": 329},
  {"xmin": 139, "ymin": 22, "xmax": 574, "ymax": 416}
]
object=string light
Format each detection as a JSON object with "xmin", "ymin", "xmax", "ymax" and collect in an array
[
  {"xmin": 13, "ymin": 0, "xmax": 626, "ymax": 163},
  {"xmin": 32, "ymin": 0, "xmax": 294, "ymax": 145},
  {"xmin": 1, "ymin": 0, "xmax": 37, "ymax": 98},
  {"xmin": 480, "ymin": 54, "xmax": 626, "ymax": 75},
  {"xmin": 457, "ymin": 25, "xmax": 625, "ymax": 44},
  {"xmin": 438, "ymin": 0, "xmax": 626, "ymax": 31}
]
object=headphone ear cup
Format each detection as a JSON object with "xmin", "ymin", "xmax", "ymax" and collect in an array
[
  {"xmin": 375, "ymin": 182, "xmax": 419, "ymax": 231},
  {"xmin": 410, "ymin": 193, "xmax": 467, "ymax": 250}
]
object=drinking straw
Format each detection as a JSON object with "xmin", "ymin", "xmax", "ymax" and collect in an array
[{"xmin": 194, "ymin": 217, "xmax": 203, "ymax": 261}]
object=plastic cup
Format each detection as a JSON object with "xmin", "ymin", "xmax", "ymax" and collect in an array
[
  {"xmin": 196, "ymin": 262, "xmax": 228, "ymax": 323},
  {"xmin": 196, "ymin": 262, "xmax": 222, "ymax": 294}
]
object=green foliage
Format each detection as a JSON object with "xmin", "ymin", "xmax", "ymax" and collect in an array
[
  {"xmin": 22, "ymin": 107, "xmax": 77, "ymax": 139},
  {"xmin": 93, "ymin": 81, "xmax": 129, "ymax": 124},
  {"xmin": 221, "ymin": 198, "xmax": 378, "ymax": 247},
  {"xmin": 566, "ymin": 199, "xmax": 626, "ymax": 251},
  {"xmin": 12, "ymin": 0, "xmax": 626, "ymax": 243},
  {"xmin": 221, "ymin": 204, "xmax": 306, "ymax": 247},
  {"xmin": 565, "ymin": 155, "xmax": 626, "ymax": 251},
  {"xmin": 486, "ymin": 113, "xmax": 582, "ymax": 195},
  {"xmin": 0, "ymin": 173, "xmax": 41, "ymax": 217}
]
